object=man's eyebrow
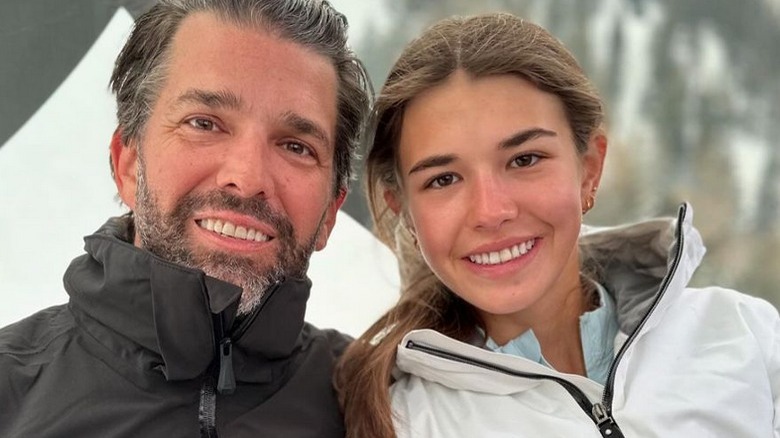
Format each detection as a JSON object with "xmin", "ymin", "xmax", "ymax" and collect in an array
[
  {"xmin": 281, "ymin": 111, "xmax": 330, "ymax": 146},
  {"xmin": 408, "ymin": 154, "xmax": 457, "ymax": 176},
  {"xmin": 172, "ymin": 89, "xmax": 243, "ymax": 110},
  {"xmin": 499, "ymin": 127, "xmax": 557, "ymax": 149}
]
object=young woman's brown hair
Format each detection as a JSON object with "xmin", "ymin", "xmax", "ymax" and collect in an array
[{"xmin": 335, "ymin": 13, "xmax": 604, "ymax": 438}]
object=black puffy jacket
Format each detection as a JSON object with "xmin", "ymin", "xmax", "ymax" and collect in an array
[{"xmin": 0, "ymin": 217, "xmax": 350, "ymax": 437}]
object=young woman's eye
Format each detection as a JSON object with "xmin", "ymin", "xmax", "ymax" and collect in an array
[
  {"xmin": 426, "ymin": 173, "xmax": 460, "ymax": 189},
  {"xmin": 186, "ymin": 117, "xmax": 219, "ymax": 131},
  {"xmin": 511, "ymin": 153, "xmax": 540, "ymax": 168}
]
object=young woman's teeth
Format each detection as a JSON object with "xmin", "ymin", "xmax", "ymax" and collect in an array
[
  {"xmin": 196, "ymin": 219, "xmax": 270, "ymax": 242},
  {"xmin": 469, "ymin": 239, "xmax": 535, "ymax": 265}
]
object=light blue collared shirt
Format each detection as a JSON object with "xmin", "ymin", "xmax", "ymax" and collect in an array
[{"xmin": 486, "ymin": 283, "xmax": 618, "ymax": 385}]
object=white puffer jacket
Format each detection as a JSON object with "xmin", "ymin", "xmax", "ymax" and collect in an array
[{"xmin": 390, "ymin": 204, "xmax": 780, "ymax": 437}]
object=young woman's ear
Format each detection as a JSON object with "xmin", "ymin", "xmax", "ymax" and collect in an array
[
  {"xmin": 110, "ymin": 129, "xmax": 139, "ymax": 209},
  {"xmin": 580, "ymin": 131, "xmax": 608, "ymax": 210},
  {"xmin": 384, "ymin": 189, "xmax": 402, "ymax": 215},
  {"xmin": 385, "ymin": 189, "xmax": 419, "ymax": 243}
]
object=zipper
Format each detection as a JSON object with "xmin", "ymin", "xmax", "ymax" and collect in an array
[
  {"xmin": 213, "ymin": 280, "xmax": 283, "ymax": 396},
  {"xmin": 198, "ymin": 373, "xmax": 219, "ymax": 438},
  {"xmin": 592, "ymin": 402, "xmax": 623, "ymax": 437},
  {"xmin": 217, "ymin": 338, "xmax": 235, "ymax": 394},
  {"xmin": 599, "ymin": 204, "xmax": 687, "ymax": 411},
  {"xmin": 407, "ymin": 340, "xmax": 623, "ymax": 437},
  {"xmin": 229, "ymin": 280, "xmax": 282, "ymax": 340},
  {"xmin": 198, "ymin": 312, "xmax": 232, "ymax": 438},
  {"xmin": 197, "ymin": 280, "xmax": 284, "ymax": 436},
  {"xmin": 213, "ymin": 311, "xmax": 236, "ymax": 395}
]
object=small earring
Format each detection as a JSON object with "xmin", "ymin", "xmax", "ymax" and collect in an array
[
  {"xmin": 582, "ymin": 187, "xmax": 597, "ymax": 215},
  {"xmin": 583, "ymin": 197, "xmax": 593, "ymax": 214}
]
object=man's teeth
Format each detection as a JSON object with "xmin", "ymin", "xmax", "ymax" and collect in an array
[
  {"xmin": 196, "ymin": 219, "xmax": 270, "ymax": 242},
  {"xmin": 468, "ymin": 239, "xmax": 535, "ymax": 265}
]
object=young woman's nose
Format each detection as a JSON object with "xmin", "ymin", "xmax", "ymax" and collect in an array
[
  {"xmin": 467, "ymin": 174, "xmax": 518, "ymax": 230},
  {"xmin": 215, "ymin": 135, "xmax": 275, "ymax": 199}
]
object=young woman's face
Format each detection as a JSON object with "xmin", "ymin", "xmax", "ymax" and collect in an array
[{"xmin": 394, "ymin": 71, "xmax": 604, "ymax": 325}]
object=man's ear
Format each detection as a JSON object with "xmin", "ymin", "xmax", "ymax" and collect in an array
[
  {"xmin": 110, "ymin": 129, "xmax": 139, "ymax": 209},
  {"xmin": 314, "ymin": 188, "xmax": 347, "ymax": 251},
  {"xmin": 580, "ymin": 131, "xmax": 608, "ymax": 201}
]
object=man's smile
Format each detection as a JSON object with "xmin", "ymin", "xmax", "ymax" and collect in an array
[{"xmin": 196, "ymin": 218, "xmax": 272, "ymax": 242}]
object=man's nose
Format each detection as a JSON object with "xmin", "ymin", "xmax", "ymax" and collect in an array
[
  {"xmin": 467, "ymin": 174, "xmax": 518, "ymax": 230},
  {"xmin": 215, "ymin": 135, "xmax": 275, "ymax": 199}
]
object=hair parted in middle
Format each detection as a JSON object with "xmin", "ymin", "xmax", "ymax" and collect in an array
[
  {"xmin": 335, "ymin": 12, "xmax": 605, "ymax": 438},
  {"xmin": 109, "ymin": 0, "xmax": 372, "ymax": 195}
]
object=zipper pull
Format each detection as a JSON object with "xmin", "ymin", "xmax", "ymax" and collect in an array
[
  {"xmin": 592, "ymin": 402, "xmax": 625, "ymax": 438},
  {"xmin": 217, "ymin": 338, "xmax": 236, "ymax": 395}
]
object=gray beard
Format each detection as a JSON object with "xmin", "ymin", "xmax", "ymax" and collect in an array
[{"xmin": 133, "ymin": 157, "xmax": 320, "ymax": 315}]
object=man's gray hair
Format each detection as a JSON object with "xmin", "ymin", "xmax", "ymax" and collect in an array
[{"xmin": 109, "ymin": 0, "xmax": 371, "ymax": 193}]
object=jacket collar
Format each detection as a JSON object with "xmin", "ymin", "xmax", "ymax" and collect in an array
[
  {"xmin": 580, "ymin": 203, "xmax": 706, "ymax": 335},
  {"xmin": 63, "ymin": 215, "xmax": 311, "ymax": 384}
]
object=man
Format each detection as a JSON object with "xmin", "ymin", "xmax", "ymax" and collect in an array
[{"xmin": 0, "ymin": 0, "xmax": 371, "ymax": 436}]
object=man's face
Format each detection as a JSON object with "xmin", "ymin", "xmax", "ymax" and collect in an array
[{"xmin": 113, "ymin": 12, "xmax": 343, "ymax": 313}]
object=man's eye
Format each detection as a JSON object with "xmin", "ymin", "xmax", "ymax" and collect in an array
[
  {"xmin": 427, "ymin": 173, "xmax": 460, "ymax": 189},
  {"xmin": 511, "ymin": 154, "xmax": 540, "ymax": 168},
  {"xmin": 284, "ymin": 142, "xmax": 313, "ymax": 156},
  {"xmin": 187, "ymin": 117, "xmax": 217, "ymax": 131}
]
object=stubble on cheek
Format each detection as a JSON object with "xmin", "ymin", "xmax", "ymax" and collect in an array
[{"xmin": 132, "ymin": 159, "xmax": 320, "ymax": 313}]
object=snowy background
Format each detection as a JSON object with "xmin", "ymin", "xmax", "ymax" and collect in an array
[{"xmin": 1, "ymin": 0, "xmax": 778, "ymax": 334}]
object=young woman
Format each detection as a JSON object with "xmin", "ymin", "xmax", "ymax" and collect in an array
[{"xmin": 336, "ymin": 12, "xmax": 780, "ymax": 438}]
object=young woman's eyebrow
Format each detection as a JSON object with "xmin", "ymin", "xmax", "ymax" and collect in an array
[
  {"xmin": 499, "ymin": 127, "xmax": 557, "ymax": 150},
  {"xmin": 408, "ymin": 154, "xmax": 457, "ymax": 176}
]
